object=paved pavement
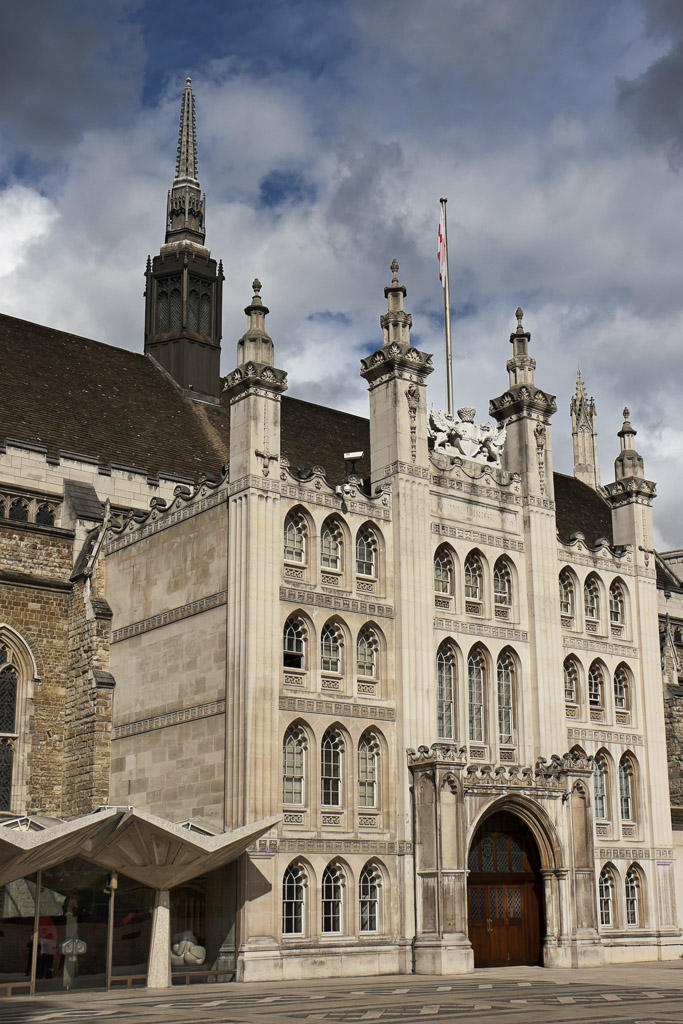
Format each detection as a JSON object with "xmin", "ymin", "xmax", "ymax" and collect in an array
[{"xmin": 1, "ymin": 962, "xmax": 682, "ymax": 1024}]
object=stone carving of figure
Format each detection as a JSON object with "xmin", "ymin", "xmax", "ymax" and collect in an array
[
  {"xmin": 428, "ymin": 406, "xmax": 506, "ymax": 466},
  {"xmin": 171, "ymin": 930, "xmax": 207, "ymax": 968}
]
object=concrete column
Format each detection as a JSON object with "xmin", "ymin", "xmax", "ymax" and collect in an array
[{"xmin": 147, "ymin": 889, "xmax": 171, "ymax": 989}]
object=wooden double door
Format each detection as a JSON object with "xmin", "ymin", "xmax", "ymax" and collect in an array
[{"xmin": 467, "ymin": 812, "xmax": 544, "ymax": 967}]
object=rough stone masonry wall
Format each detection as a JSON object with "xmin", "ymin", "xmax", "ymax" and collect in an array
[
  {"xmin": 0, "ymin": 521, "xmax": 73, "ymax": 815},
  {"xmin": 664, "ymin": 691, "xmax": 683, "ymax": 806},
  {"xmin": 62, "ymin": 551, "xmax": 114, "ymax": 818}
]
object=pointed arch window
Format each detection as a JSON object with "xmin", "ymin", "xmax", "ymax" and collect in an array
[
  {"xmin": 0, "ymin": 644, "xmax": 18, "ymax": 812},
  {"xmin": 598, "ymin": 867, "xmax": 614, "ymax": 926},
  {"xmin": 559, "ymin": 570, "xmax": 575, "ymax": 618},
  {"xmin": 493, "ymin": 558, "xmax": 512, "ymax": 609},
  {"xmin": 321, "ymin": 729, "xmax": 343, "ymax": 806},
  {"xmin": 282, "ymin": 863, "xmax": 307, "ymax": 935},
  {"xmin": 359, "ymin": 863, "xmax": 381, "ymax": 933},
  {"xmin": 199, "ymin": 292, "xmax": 211, "ymax": 335},
  {"xmin": 563, "ymin": 657, "xmax": 579, "ymax": 704},
  {"xmin": 358, "ymin": 732, "xmax": 379, "ymax": 808},
  {"xmin": 321, "ymin": 520, "xmax": 343, "ymax": 571},
  {"xmin": 593, "ymin": 754, "xmax": 608, "ymax": 819},
  {"xmin": 468, "ymin": 648, "xmax": 486, "ymax": 742},
  {"xmin": 588, "ymin": 662, "xmax": 604, "ymax": 708},
  {"xmin": 356, "ymin": 527, "xmax": 378, "ymax": 578},
  {"xmin": 283, "ymin": 617, "xmax": 306, "ymax": 670},
  {"xmin": 157, "ymin": 287, "xmax": 170, "ymax": 332},
  {"xmin": 434, "ymin": 547, "xmax": 454, "ymax": 595},
  {"xmin": 609, "ymin": 580, "xmax": 625, "ymax": 626},
  {"xmin": 613, "ymin": 664, "xmax": 630, "ymax": 711},
  {"xmin": 9, "ymin": 499, "xmax": 28, "ymax": 523},
  {"xmin": 619, "ymin": 757, "xmax": 634, "ymax": 821},
  {"xmin": 188, "ymin": 288, "xmax": 199, "ymax": 331},
  {"xmin": 36, "ymin": 504, "xmax": 55, "ymax": 527},
  {"xmin": 496, "ymin": 650, "xmax": 515, "ymax": 745},
  {"xmin": 436, "ymin": 643, "xmax": 455, "ymax": 739},
  {"xmin": 321, "ymin": 622, "xmax": 343, "ymax": 675},
  {"xmin": 464, "ymin": 552, "xmax": 483, "ymax": 602},
  {"xmin": 584, "ymin": 575, "xmax": 600, "ymax": 622},
  {"xmin": 357, "ymin": 627, "xmax": 378, "ymax": 679},
  {"xmin": 625, "ymin": 866, "xmax": 641, "ymax": 926},
  {"xmin": 322, "ymin": 863, "xmax": 344, "ymax": 933},
  {"xmin": 282, "ymin": 725, "xmax": 306, "ymax": 805},
  {"xmin": 284, "ymin": 511, "xmax": 307, "ymax": 564},
  {"xmin": 169, "ymin": 287, "xmax": 182, "ymax": 330}
]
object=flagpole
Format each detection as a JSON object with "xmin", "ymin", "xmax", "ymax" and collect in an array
[{"xmin": 440, "ymin": 197, "xmax": 454, "ymax": 416}]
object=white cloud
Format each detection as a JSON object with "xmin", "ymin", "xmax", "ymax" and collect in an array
[{"xmin": 0, "ymin": 186, "xmax": 58, "ymax": 279}]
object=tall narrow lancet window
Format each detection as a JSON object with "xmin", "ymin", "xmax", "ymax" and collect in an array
[
  {"xmin": 493, "ymin": 558, "xmax": 512, "ymax": 613},
  {"xmin": 625, "ymin": 866, "xmax": 641, "ymax": 926},
  {"xmin": 598, "ymin": 867, "xmax": 614, "ymax": 926},
  {"xmin": 358, "ymin": 733, "xmax": 379, "ymax": 808},
  {"xmin": 321, "ymin": 864, "xmax": 344, "ymax": 933},
  {"xmin": 563, "ymin": 657, "xmax": 579, "ymax": 704},
  {"xmin": 609, "ymin": 580, "xmax": 625, "ymax": 627},
  {"xmin": 593, "ymin": 755, "xmax": 608, "ymax": 819},
  {"xmin": 434, "ymin": 547, "xmax": 454, "ymax": 595},
  {"xmin": 464, "ymin": 552, "xmax": 483, "ymax": 603},
  {"xmin": 282, "ymin": 863, "xmax": 307, "ymax": 935},
  {"xmin": 619, "ymin": 756, "xmax": 634, "ymax": 821},
  {"xmin": 613, "ymin": 664, "xmax": 630, "ymax": 711},
  {"xmin": 0, "ymin": 645, "xmax": 18, "ymax": 812},
  {"xmin": 157, "ymin": 287, "xmax": 170, "ymax": 332},
  {"xmin": 321, "ymin": 729, "xmax": 343, "ymax": 806},
  {"xmin": 468, "ymin": 648, "xmax": 486, "ymax": 742},
  {"xmin": 588, "ymin": 662, "xmax": 604, "ymax": 708},
  {"xmin": 357, "ymin": 627, "xmax": 378, "ymax": 679},
  {"xmin": 584, "ymin": 574, "xmax": 600, "ymax": 623},
  {"xmin": 283, "ymin": 617, "xmax": 306, "ymax": 670},
  {"xmin": 282, "ymin": 725, "xmax": 306, "ymax": 805},
  {"xmin": 559, "ymin": 569, "xmax": 575, "ymax": 618},
  {"xmin": 436, "ymin": 643, "xmax": 455, "ymax": 739},
  {"xmin": 356, "ymin": 527, "xmax": 378, "ymax": 578},
  {"xmin": 496, "ymin": 651, "xmax": 515, "ymax": 745},
  {"xmin": 359, "ymin": 864, "xmax": 381, "ymax": 933},
  {"xmin": 321, "ymin": 520, "xmax": 343, "ymax": 571},
  {"xmin": 321, "ymin": 622, "xmax": 343, "ymax": 675},
  {"xmin": 284, "ymin": 511, "xmax": 307, "ymax": 563}
]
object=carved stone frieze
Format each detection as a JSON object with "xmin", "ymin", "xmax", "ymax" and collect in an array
[
  {"xmin": 434, "ymin": 617, "xmax": 528, "ymax": 642},
  {"xmin": 279, "ymin": 696, "xmax": 395, "ymax": 721},
  {"xmin": 280, "ymin": 586, "xmax": 393, "ymax": 619},
  {"xmin": 432, "ymin": 521, "xmax": 524, "ymax": 552}
]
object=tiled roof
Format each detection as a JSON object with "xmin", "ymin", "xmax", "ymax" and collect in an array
[{"xmin": 553, "ymin": 472, "xmax": 614, "ymax": 547}]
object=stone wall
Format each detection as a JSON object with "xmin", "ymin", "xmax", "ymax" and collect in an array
[{"xmin": 665, "ymin": 688, "xmax": 683, "ymax": 806}]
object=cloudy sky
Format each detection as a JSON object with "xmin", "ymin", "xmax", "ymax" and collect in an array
[{"xmin": 1, "ymin": 0, "xmax": 681, "ymax": 546}]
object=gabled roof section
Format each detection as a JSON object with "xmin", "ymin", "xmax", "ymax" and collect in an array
[
  {"xmin": 553, "ymin": 472, "xmax": 614, "ymax": 548},
  {"xmin": 281, "ymin": 396, "xmax": 370, "ymax": 483}
]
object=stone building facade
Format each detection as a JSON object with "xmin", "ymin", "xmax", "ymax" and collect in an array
[{"xmin": 0, "ymin": 79, "xmax": 681, "ymax": 990}]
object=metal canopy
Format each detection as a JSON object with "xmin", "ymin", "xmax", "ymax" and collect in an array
[{"xmin": 0, "ymin": 809, "xmax": 279, "ymax": 889}]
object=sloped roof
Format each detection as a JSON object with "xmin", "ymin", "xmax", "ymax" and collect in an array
[{"xmin": 553, "ymin": 472, "xmax": 614, "ymax": 547}]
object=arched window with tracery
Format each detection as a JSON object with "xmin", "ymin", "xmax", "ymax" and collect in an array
[
  {"xmin": 282, "ymin": 725, "xmax": 307, "ymax": 805},
  {"xmin": 619, "ymin": 755, "xmax": 635, "ymax": 821},
  {"xmin": 357, "ymin": 627, "xmax": 378, "ymax": 679},
  {"xmin": 496, "ymin": 650, "xmax": 515, "ymax": 745},
  {"xmin": 593, "ymin": 753, "xmax": 609, "ymax": 819},
  {"xmin": 321, "ymin": 863, "xmax": 344, "ymax": 933},
  {"xmin": 584, "ymin": 574, "xmax": 600, "ymax": 624},
  {"xmin": 609, "ymin": 580, "xmax": 625, "ymax": 628},
  {"xmin": 9, "ymin": 499, "xmax": 28, "ymax": 523},
  {"xmin": 283, "ymin": 616, "xmax": 307, "ymax": 670},
  {"xmin": 559, "ymin": 569, "xmax": 575, "ymax": 618},
  {"xmin": 284, "ymin": 510, "xmax": 307, "ymax": 564},
  {"xmin": 468, "ymin": 647, "xmax": 486, "ymax": 742},
  {"xmin": 434, "ymin": 546, "xmax": 454, "ymax": 596},
  {"xmin": 625, "ymin": 865, "xmax": 642, "ymax": 926},
  {"xmin": 464, "ymin": 552, "xmax": 483, "ymax": 604},
  {"xmin": 321, "ymin": 621, "xmax": 343, "ymax": 675},
  {"xmin": 564, "ymin": 656, "xmax": 579, "ymax": 704},
  {"xmin": 36, "ymin": 504, "xmax": 55, "ymax": 527},
  {"xmin": 282, "ymin": 862, "xmax": 307, "ymax": 935},
  {"xmin": 598, "ymin": 866, "xmax": 615, "ymax": 926},
  {"xmin": 436, "ymin": 642, "xmax": 455, "ymax": 739},
  {"xmin": 321, "ymin": 519, "xmax": 343, "ymax": 572},
  {"xmin": 493, "ymin": 557, "xmax": 512, "ymax": 614},
  {"xmin": 321, "ymin": 728, "xmax": 344, "ymax": 806},
  {"xmin": 359, "ymin": 863, "xmax": 382, "ymax": 933},
  {"xmin": 358, "ymin": 732, "xmax": 380, "ymax": 808},
  {"xmin": 588, "ymin": 661, "xmax": 604, "ymax": 709},
  {"xmin": 356, "ymin": 526, "xmax": 378, "ymax": 578},
  {"xmin": 613, "ymin": 664, "xmax": 630, "ymax": 711},
  {"xmin": 0, "ymin": 644, "xmax": 18, "ymax": 811}
]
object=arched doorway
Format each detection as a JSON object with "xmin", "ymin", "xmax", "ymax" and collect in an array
[{"xmin": 467, "ymin": 810, "xmax": 544, "ymax": 967}]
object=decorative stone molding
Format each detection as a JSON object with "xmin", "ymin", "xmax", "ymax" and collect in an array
[
  {"xmin": 254, "ymin": 838, "xmax": 411, "ymax": 855},
  {"xmin": 597, "ymin": 848, "xmax": 673, "ymax": 861},
  {"xmin": 604, "ymin": 477, "xmax": 657, "ymax": 507},
  {"xmin": 279, "ymin": 696, "xmax": 395, "ymax": 722},
  {"xmin": 106, "ymin": 486, "xmax": 227, "ymax": 553},
  {"xmin": 112, "ymin": 590, "xmax": 227, "ymax": 643},
  {"xmin": 562, "ymin": 636, "xmax": 637, "ymax": 657},
  {"xmin": 568, "ymin": 726, "xmax": 643, "ymax": 746},
  {"xmin": 433, "ymin": 616, "xmax": 528, "ymax": 642},
  {"xmin": 282, "ymin": 812, "xmax": 304, "ymax": 825},
  {"xmin": 113, "ymin": 700, "xmax": 226, "ymax": 740},
  {"xmin": 558, "ymin": 544, "xmax": 631, "ymax": 569},
  {"xmin": 489, "ymin": 383, "xmax": 557, "ymax": 420},
  {"xmin": 280, "ymin": 586, "xmax": 393, "ymax": 619},
  {"xmin": 430, "ymin": 474, "xmax": 521, "ymax": 504}
]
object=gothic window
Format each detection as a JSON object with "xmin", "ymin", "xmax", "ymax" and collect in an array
[
  {"xmin": 588, "ymin": 661, "xmax": 604, "ymax": 708},
  {"xmin": 468, "ymin": 647, "xmax": 486, "ymax": 742},
  {"xmin": 584, "ymin": 574, "xmax": 600, "ymax": 622},
  {"xmin": 359, "ymin": 863, "xmax": 381, "ymax": 933},
  {"xmin": 321, "ymin": 622, "xmax": 343, "ymax": 674},
  {"xmin": 283, "ymin": 617, "xmax": 306, "ymax": 670},
  {"xmin": 598, "ymin": 867, "xmax": 615, "ymax": 926},
  {"xmin": 559, "ymin": 569, "xmax": 575, "ymax": 617},
  {"xmin": 282, "ymin": 863, "xmax": 307, "ymax": 935},
  {"xmin": 282, "ymin": 725, "xmax": 306, "ymax": 805},
  {"xmin": 619, "ymin": 756, "xmax": 635, "ymax": 821},
  {"xmin": 436, "ymin": 642, "xmax": 455, "ymax": 739},
  {"xmin": 157, "ymin": 288, "xmax": 170, "ymax": 332},
  {"xmin": 356, "ymin": 526, "xmax": 377, "ymax": 578},
  {"xmin": 188, "ymin": 288, "xmax": 199, "ymax": 331},
  {"xmin": 9, "ymin": 499, "xmax": 28, "ymax": 523},
  {"xmin": 434, "ymin": 546, "xmax": 454, "ymax": 595},
  {"xmin": 35, "ymin": 504, "xmax": 55, "ymax": 527},
  {"xmin": 609, "ymin": 580, "xmax": 625, "ymax": 626},
  {"xmin": 593, "ymin": 754, "xmax": 608, "ymax": 819},
  {"xmin": 625, "ymin": 865, "xmax": 641, "ymax": 926},
  {"xmin": 200, "ymin": 292, "xmax": 211, "ymax": 336},
  {"xmin": 563, "ymin": 656, "xmax": 579, "ymax": 704},
  {"xmin": 464, "ymin": 552, "xmax": 483, "ymax": 602},
  {"xmin": 0, "ymin": 500, "xmax": 5, "ymax": 518},
  {"xmin": 0, "ymin": 646, "xmax": 18, "ymax": 812},
  {"xmin": 284, "ymin": 510, "xmax": 307, "ymax": 563},
  {"xmin": 357, "ymin": 627, "xmax": 378, "ymax": 679},
  {"xmin": 321, "ymin": 864, "xmax": 344, "ymax": 934},
  {"xmin": 613, "ymin": 664, "xmax": 630, "ymax": 711},
  {"xmin": 496, "ymin": 650, "xmax": 515, "ymax": 745},
  {"xmin": 493, "ymin": 558, "xmax": 512, "ymax": 609},
  {"xmin": 321, "ymin": 520, "xmax": 343, "ymax": 571},
  {"xmin": 321, "ymin": 729, "xmax": 343, "ymax": 806},
  {"xmin": 170, "ymin": 287, "xmax": 182, "ymax": 330},
  {"xmin": 358, "ymin": 732, "xmax": 379, "ymax": 808}
]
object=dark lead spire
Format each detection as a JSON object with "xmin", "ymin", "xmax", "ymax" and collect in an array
[{"xmin": 165, "ymin": 76, "xmax": 205, "ymax": 245}]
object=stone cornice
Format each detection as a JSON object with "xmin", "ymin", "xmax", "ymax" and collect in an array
[
  {"xmin": 558, "ymin": 544, "xmax": 632, "ymax": 570},
  {"xmin": 222, "ymin": 361, "xmax": 288, "ymax": 400},
  {"xmin": 603, "ymin": 477, "xmax": 657, "ymax": 506},
  {"xmin": 562, "ymin": 636, "xmax": 638, "ymax": 657},
  {"xmin": 568, "ymin": 725, "xmax": 643, "ymax": 746},
  {"xmin": 112, "ymin": 590, "xmax": 228, "ymax": 643},
  {"xmin": 279, "ymin": 695, "xmax": 395, "ymax": 721},
  {"xmin": 0, "ymin": 569, "xmax": 72, "ymax": 593},
  {"xmin": 434, "ymin": 616, "xmax": 528, "ymax": 642},
  {"xmin": 432, "ymin": 522, "xmax": 524, "ymax": 552},
  {"xmin": 113, "ymin": 699, "xmax": 225, "ymax": 740},
  {"xmin": 489, "ymin": 385, "xmax": 557, "ymax": 421},
  {"xmin": 280, "ymin": 586, "xmax": 393, "ymax": 619},
  {"xmin": 360, "ymin": 343, "xmax": 433, "ymax": 387}
]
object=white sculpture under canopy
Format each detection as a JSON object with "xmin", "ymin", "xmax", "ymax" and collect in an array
[{"xmin": 428, "ymin": 406, "xmax": 506, "ymax": 466}]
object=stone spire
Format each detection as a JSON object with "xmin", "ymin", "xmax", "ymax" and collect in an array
[
  {"xmin": 165, "ymin": 76, "xmax": 206, "ymax": 246},
  {"xmin": 614, "ymin": 407, "xmax": 644, "ymax": 481},
  {"xmin": 604, "ymin": 406, "xmax": 656, "ymax": 549},
  {"xmin": 379, "ymin": 258, "xmax": 412, "ymax": 347},
  {"xmin": 570, "ymin": 368, "xmax": 600, "ymax": 488},
  {"xmin": 236, "ymin": 278, "xmax": 275, "ymax": 367}
]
